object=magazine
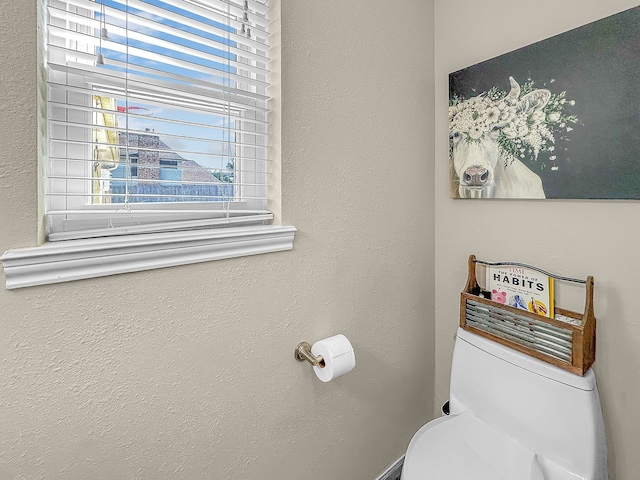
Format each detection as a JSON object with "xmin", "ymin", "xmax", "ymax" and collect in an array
[{"xmin": 485, "ymin": 265, "xmax": 554, "ymax": 318}]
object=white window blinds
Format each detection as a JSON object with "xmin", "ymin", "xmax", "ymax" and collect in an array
[{"xmin": 45, "ymin": 0, "xmax": 270, "ymax": 241}]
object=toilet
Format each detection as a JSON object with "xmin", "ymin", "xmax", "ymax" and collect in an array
[{"xmin": 402, "ymin": 327, "xmax": 608, "ymax": 480}]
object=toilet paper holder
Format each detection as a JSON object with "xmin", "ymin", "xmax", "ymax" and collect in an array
[{"xmin": 294, "ymin": 342, "xmax": 326, "ymax": 368}]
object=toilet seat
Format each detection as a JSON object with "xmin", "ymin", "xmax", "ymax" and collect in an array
[{"xmin": 402, "ymin": 412, "xmax": 546, "ymax": 480}]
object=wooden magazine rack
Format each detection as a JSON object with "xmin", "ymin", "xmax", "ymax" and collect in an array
[{"xmin": 460, "ymin": 255, "xmax": 596, "ymax": 376}]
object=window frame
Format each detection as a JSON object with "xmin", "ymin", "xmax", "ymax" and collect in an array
[{"xmin": 46, "ymin": 0, "xmax": 270, "ymax": 238}]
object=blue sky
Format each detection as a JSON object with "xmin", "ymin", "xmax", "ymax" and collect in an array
[{"xmin": 98, "ymin": 0, "xmax": 240, "ymax": 170}]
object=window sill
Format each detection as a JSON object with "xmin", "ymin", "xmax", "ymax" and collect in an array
[{"xmin": 2, "ymin": 225, "xmax": 296, "ymax": 289}]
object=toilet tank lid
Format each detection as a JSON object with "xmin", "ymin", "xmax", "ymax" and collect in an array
[{"xmin": 456, "ymin": 327, "xmax": 596, "ymax": 391}]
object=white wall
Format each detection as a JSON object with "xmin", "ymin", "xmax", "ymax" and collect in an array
[
  {"xmin": 0, "ymin": 1, "xmax": 435, "ymax": 479},
  {"xmin": 434, "ymin": 1, "xmax": 640, "ymax": 479},
  {"xmin": 6, "ymin": 0, "xmax": 640, "ymax": 478}
]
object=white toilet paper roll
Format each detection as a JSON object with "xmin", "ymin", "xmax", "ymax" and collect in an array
[{"xmin": 311, "ymin": 334, "xmax": 356, "ymax": 382}]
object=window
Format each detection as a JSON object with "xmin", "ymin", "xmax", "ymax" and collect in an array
[
  {"xmin": 1, "ymin": 0, "xmax": 295, "ymax": 289},
  {"xmin": 46, "ymin": 0, "xmax": 273, "ymax": 239}
]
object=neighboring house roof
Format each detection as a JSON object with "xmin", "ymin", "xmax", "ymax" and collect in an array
[
  {"xmin": 118, "ymin": 132, "xmax": 222, "ymax": 183},
  {"xmin": 181, "ymin": 159, "xmax": 220, "ymax": 183}
]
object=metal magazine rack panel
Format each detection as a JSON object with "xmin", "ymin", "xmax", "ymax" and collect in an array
[{"xmin": 460, "ymin": 255, "xmax": 596, "ymax": 376}]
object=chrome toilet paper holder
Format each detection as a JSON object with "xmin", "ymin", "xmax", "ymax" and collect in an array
[{"xmin": 294, "ymin": 342, "xmax": 325, "ymax": 368}]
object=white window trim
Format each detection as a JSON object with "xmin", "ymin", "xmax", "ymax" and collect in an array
[{"xmin": 2, "ymin": 225, "xmax": 296, "ymax": 289}]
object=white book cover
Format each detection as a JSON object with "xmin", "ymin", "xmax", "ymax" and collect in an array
[{"xmin": 486, "ymin": 265, "xmax": 554, "ymax": 318}]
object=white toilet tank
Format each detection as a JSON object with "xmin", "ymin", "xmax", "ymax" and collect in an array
[{"xmin": 450, "ymin": 327, "xmax": 608, "ymax": 480}]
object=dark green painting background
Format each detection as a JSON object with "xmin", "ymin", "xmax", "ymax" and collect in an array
[{"xmin": 449, "ymin": 6, "xmax": 640, "ymax": 199}]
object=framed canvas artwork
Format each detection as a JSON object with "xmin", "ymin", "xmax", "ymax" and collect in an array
[{"xmin": 449, "ymin": 6, "xmax": 640, "ymax": 199}]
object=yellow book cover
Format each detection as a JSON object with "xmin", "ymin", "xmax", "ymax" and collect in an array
[{"xmin": 486, "ymin": 265, "xmax": 555, "ymax": 318}]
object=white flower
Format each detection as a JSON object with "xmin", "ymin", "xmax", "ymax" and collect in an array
[
  {"xmin": 486, "ymin": 106, "xmax": 501, "ymax": 123},
  {"xmin": 547, "ymin": 112, "xmax": 561, "ymax": 122},
  {"xmin": 502, "ymin": 125, "xmax": 518, "ymax": 139},
  {"xmin": 516, "ymin": 123, "xmax": 529, "ymax": 137},
  {"xmin": 500, "ymin": 107, "xmax": 516, "ymax": 122},
  {"xmin": 530, "ymin": 110, "xmax": 545, "ymax": 124},
  {"xmin": 469, "ymin": 125, "xmax": 484, "ymax": 139}
]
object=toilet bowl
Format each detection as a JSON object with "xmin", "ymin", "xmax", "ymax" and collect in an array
[{"xmin": 402, "ymin": 327, "xmax": 608, "ymax": 480}]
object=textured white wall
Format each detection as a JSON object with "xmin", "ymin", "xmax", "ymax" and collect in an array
[
  {"xmin": 0, "ymin": 1, "xmax": 434, "ymax": 479},
  {"xmin": 434, "ymin": 1, "xmax": 640, "ymax": 479}
]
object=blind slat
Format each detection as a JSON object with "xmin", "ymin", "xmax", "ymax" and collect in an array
[
  {"xmin": 47, "ymin": 209, "xmax": 270, "ymax": 215},
  {"xmin": 49, "ymin": 121, "xmax": 268, "ymax": 152},
  {"xmin": 50, "ymin": 138, "xmax": 268, "ymax": 159},
  {"xmin": 48, "ymin": 157, "xmax": 266, "ymax": 170},
  {"xmin": 48, "ymin": 213, "xmax": 274, "ymax": 242},
  {"xmin": 48, "ymin": 100, "xmax": 268, "ymax": 133},
  {"xmin": 47, "ymin": 175, "xmax": 267, "ymax": 187}
]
